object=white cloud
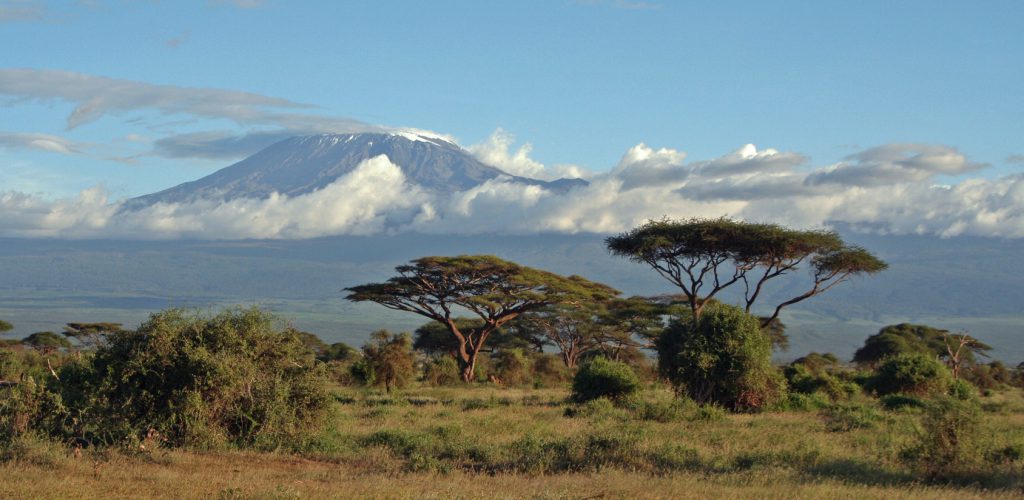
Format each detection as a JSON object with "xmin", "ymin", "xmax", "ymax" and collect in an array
[
  {"xmin": 0, "ymin": 69, "xmax": 367, "ymax": 132},
  {"xmin": 806, "ymin": 144, "xmax": 986, "ymax": 186},
  {"xmin": 2, "ymin": 141, "xmax": 1023, "ymax": 240},
  {"xmin": 467, "ymin": 128, "xmax": 587, "ymax": 180},
  {"xmin": 0, "ymin": 132, "xmax": 84, "ymax": 154}
]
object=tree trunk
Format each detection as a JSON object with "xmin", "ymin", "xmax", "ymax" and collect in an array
[{"xmin": 459, "ymin": 356, "xmax": 477, "ymax": 383}]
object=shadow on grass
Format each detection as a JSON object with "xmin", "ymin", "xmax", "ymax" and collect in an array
[{"xmin": 803, "ymin": 458, "xmax": 1024, "ymax": 492}]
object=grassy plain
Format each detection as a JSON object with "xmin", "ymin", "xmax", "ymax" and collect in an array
[{"xmin": 3, "ymin": 386, "xmax": 1023, "ymax": 499}]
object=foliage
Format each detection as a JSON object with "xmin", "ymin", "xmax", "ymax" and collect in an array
[
  {"xmin": 783, "ymin": 354, "xmax": 859, "ymax": 401},
  {"xmin": 965, "ymin": 361, "xmax": 1015, "ymax": 390},
  {"xmin": 819, "ymin": 402, "xmax": 883, "ymax": 432},
  {"xmin": 413, "ymin": 318, "xmax": 539, "ymax": 358},
  {"xmin": 0, "ymin": 379, "xmax": 68, "ymax": 448},
  {"xmin": 570, "ymin": 356, "xmax": 641, "ymax": 404},
  {"xmin": 0, "ymin": 319, "xmax": 12, "ymax": 333},
  {"xmin": 422, "ymin": 355, "xmax": 461, "ymax": 386},
  {"xmin": 21, "ymin": 332, "xmax": 72, "ymax": 351},
  {"xmin": 320, "ymin": 341, "xmax": 359, "ymax": 362},
  {"xmin": 361, "ymin": 330, "xmax": 416, "ymax": 392},
  {"xmin": 57, "ymin": 308, "xmax": 330, "ymax": 448},
  {"xmin": 62, "ymin": 322, "xmax": 124, "ymax": 349},
  {"xmin": 530, "ymin": 353, "xmax": 573, "ymax": 388},
  {"xmin": 492, "ymin": 348, "xmax": 533, "ymax": 387},
  {"xmin": 902, "ymin": 397, "xmax": 982, "ymax": 478},
  {"xmin": 349, "ymin": 358, "xmax": 376, "ymax": 386},
  {"xmin": 658, "ymin": 302, "xmax": 785, "ymax": 411},
  {"xmin": 606, "ymin": 217, "xmax": 887, "ymax": 325},
  {"xmin": 347, "ymin": 255, "xmax": 615, "ymax": 382},
  {"xmin": 853, "ymin": 323, "xmax": 990, "ymax": 368},
  {"xmin": 869, "ymin": 353, "xmax": 953, "ymax": 396}
]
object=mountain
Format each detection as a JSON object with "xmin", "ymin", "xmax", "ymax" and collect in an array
[{"xmin": 123, "ymin": 131, "xmax": 587, "ymax": 209}]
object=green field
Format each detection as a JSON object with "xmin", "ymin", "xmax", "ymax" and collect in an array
[{"xmin": 3, "ymin": 385, "xmax": 1023, "ymax": 499}]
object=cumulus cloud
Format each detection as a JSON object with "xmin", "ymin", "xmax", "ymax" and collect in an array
[
  {"xmin": 807, "ymin": 144, "xmax": 986, "ymax": 186},
  {"xmin": 0, "ymin": 132, "xmax": 84, "ymax": 154},
  {"xmin": 609, "ymin": 143, "xmax": 688, "ymax": 190},
  {"xmin": 2, "ymin": 141, "xmax": 1023, "ymax": 240},
  {"xmin": 467, "ymin": 129, "xmax": 587, "ymax": 180}
]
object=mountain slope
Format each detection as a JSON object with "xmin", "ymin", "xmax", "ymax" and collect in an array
[{"xmin": 124, "ymin": 132, "xmax": 586, "ymax": 209}]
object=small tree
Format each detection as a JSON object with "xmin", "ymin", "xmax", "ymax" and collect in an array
[
  {"xmin": 22, "ymin": 332, "xmax": 72, "ymax": 352},
  {"xmin": 346, "ymin": 255, "xmax": 613, "ymax": 382},
  {"xmin": 0, "ymin": 320, "xmax": 12, "ymax": 335},
  {"xmin": 62, "ymin": 322, "xmax": 124, "ymax": 349},
  {"xmin": 361, "ymin": 330, "xmax": 416, "ymax": 393},
  {"xmin": 606, "ymin": 218, "xmax": 887, "ymax": 327},
  {"xmin": 853, "ymin": 323, "xmax": 990, "ymax": 368}
]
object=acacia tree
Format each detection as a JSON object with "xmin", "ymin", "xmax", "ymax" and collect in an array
[
  {"xmin": 62, "ymin": 322, "xmax": 125, "ymax": 349},
  {"xmin": 346, "ymin": 255, "xmax": 614, "ymax": 382},
  {"xmin": 606, "ymin": 217, "xmax": 887, "ymax": 327}
]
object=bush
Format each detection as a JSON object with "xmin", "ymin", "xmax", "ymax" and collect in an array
[
  {"xmin": 0, "ymin": 379, "xmax": 68, "ymax": 449},
  {"xmin": 948, "ymin": 378, "xmax": 978, "ymax": 401},
  {"xmin": 820, "ymin": 402, "xmax": 883, "ymax": 432},
  {"xmin": 58, "ymin": 308, "xmax": 331, "ymax": 449},
  {"xmin": 530, "ymin": 353, "xmax": 572, "ymax": 388},
  {"xmin": 492, "ymin": 348, "xmax": 533, "ymax": 387},
  {"xmin": 423, "ymin": 356, "xmax": 461, "ymax": 386},
  {"xmin": 869, "ymin": 353, "xmax": 952, "ymax": 396},
  {"xmin": 658, "ymin": 303, "xmax": 785, "ymax": 411},
  {"xmin": 571, "ymin": 357, "xmax": 641, "ymax": 404},
  {"xmin": 902, "ymin": 396, "xmax": 982, "ymax": 477}
]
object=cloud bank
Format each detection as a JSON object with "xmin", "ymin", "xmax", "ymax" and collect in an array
[{"xmin": 2, "ymin": 140, "xmax": 1022, "ymax": 240}]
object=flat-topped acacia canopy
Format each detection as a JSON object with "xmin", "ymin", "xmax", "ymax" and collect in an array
[
  {"xmin": 606, "ymin": 217, "xmax": 888, "ymax": 326},
  {"xmin": 346, "ymin": 255, "xmax": 616, "ymax": 382}
]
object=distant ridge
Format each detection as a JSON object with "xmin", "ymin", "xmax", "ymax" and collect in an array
[{"xmin": 123, "ymin": 131, "xmax": 587, "ymax": 209}]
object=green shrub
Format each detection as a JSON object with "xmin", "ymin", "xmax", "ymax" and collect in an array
[
  {"xmin": 571, "ymin": 357, "xmax": 641, "ymax": 404},
  {"xmin": 820, "ymin": 403, "xmax": 883, "ymax": 432},
  {"xmin": 0, "ymin": 379, "xmax": 68, "ymax": 448},
  {"xmin": 948, "ymin": 378, "xmax": 978, "ymax": 401},
  {"xmin": 629, "ymin": 396, "xmax": 687, "ymax": 422},
  {"xmin": 530, "ymin": 353, "xmax": 572, "ymax": 388},
  {"xmin": 902, "ymin": 396, "xmax": 982, "ymax": 477},
  {"xmin": 777, "ymin": 392, "xmax": 830, "ymax": 412},
  {"xmin": 658, "ymin": 303, "xmax": 785, "ymax": 411},
  {"xmin": 492, "ymin": 348, "xmax": 533, "ymax": 387},
  {"xmin": 423, "ymin": 356, "xmax": 461, "ymax": 386},
  {"xmin": 869, "ymin": 353, "xmax": 952, "ymax": 396},
  {"xmin": 57, "ymin": 308, "xmax": 331, "ymax": 449},
  {"xmin": 689, "ymin": 404, "xmax": 727, "ymax": 422}
]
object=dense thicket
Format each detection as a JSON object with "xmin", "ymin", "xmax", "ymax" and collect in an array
[{"xmin": 58, "ymin": 308, "xmax": 330, "ymax": 448}]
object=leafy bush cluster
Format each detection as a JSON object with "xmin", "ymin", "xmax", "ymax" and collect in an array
[
  {"xmin": 2, "ymin": 308, "xmax": 331, "ymax": 451},
  {"xmin": 658, "ymin": 302, "xmax": 785, "ymax": 411},
  {"xmin": 570, "ymin": 356, "xmax": 641, "ymax": 404}
]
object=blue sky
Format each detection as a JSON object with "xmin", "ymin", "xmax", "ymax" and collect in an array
[{"xmin": 0, "ymin": 1, "xmax": 1022, "ymax": 240}]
